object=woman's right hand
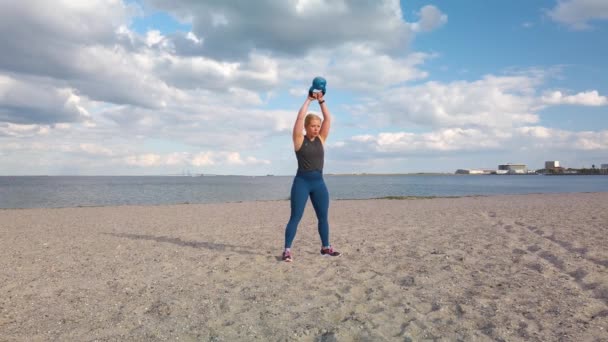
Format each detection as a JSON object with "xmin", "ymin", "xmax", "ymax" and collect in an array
[{"xmin": 308, "ymin": 92, "xmax": 320, "ymax": 101}]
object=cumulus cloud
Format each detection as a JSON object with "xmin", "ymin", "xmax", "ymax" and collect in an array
[
  {"xmin": 78, "ymin": 143, "xmax": 114, "ymax": 157},
  {"xmin": 97, "ymin": 101, "xmax": 293, "ymax": 151},
  {"xmin": 0, "ymin": 123, "xmax": 50, "ymax": 138},
  {"xmin": 0, "ymin": 1, "xmax": 131, "ymax": 45},
  {"xmin": 124, "ymin": 151, "xmax": 270, "ymax": 167},
  {"xmin": 0, "ymin": 2, "xmax": 277, "ymax": 110},
  {"xmin": 0, "ymin": 75, "xmax": 88, "ymax": 124},
  {"xmin": 410, "ymin": 5, "xmax": 448, "ymax": 32},
  {"xmin": 331, "ymin": 126, "xmax": 608, "ymax": 161},
  {"xmin": 315, "ymin": 47, "xmax": 430, "ymax": 91},
  {"xmin": 0, "ymin": 1, "xmax": 132, "ymax": 76},
  {"xmin": 517, "ymin": 126, "xmax": 608, "ymax": 150},
  {"xmin": 0, "ymin": 1, "xmax": 177, "ymax": 108},
  {"xmin": 548, "ymin": 0, "xmax": 608, "ymax": 29},
  {"xmin": 348, "ymin": 73, "xmax": 544, "ymax": 130},
  {"xmin": 154, "ymin": 52, "xmax": 280, "ymax": 91},
  {"xmin": 332, "ymin": 128, "xmax": 506, "ymax": 159},
  {"xmin": 541, "ymin": 90, "xmax": 608, "ymax": 106},
  {"xmin": 273, "ymin": 46, "xmax": 431, "ymax": 93},
  {"xmin": 143, "ymin": 0, "xmax": 418, "ymax": 58},
  {"xmin": 125, "ymin": 153, "xmax": 162, "ymax": 167}
]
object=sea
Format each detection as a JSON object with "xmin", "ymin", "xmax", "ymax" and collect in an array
[{"xmin": 1, "ymin": 175, "xmax": 608, "ymax": 209}]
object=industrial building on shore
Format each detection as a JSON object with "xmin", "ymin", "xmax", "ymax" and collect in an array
[
  {"xmin": 456, "ymin": 160, "xmax": 608, "ymax": 175},
  {"xmin": 456, "ymin": 163, "xmax": 529, "ymax": 175}
]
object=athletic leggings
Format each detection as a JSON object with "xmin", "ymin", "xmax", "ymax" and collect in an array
[{"xmin": 284, "ymin": 170, "xmax": 330, "ymax": 248}]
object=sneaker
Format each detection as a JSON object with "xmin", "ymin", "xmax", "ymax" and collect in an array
[
  {"xmin": 320, "ymin": 246, "xmax": 341, "ymax": 257},
  {"xmin": 282, "ymin": 250, "xmax": 293, "ymax": 262}
]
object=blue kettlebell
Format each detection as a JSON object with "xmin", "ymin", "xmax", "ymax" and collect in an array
[{"xmin": 308, "ymin": 76, "xmax": 327, "ymax": 97}]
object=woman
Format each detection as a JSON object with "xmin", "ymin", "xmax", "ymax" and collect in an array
[{"xmin": 282, "ymin": 92, "xmax": 341, "ymax": 262}]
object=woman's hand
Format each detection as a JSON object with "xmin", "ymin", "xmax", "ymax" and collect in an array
[{"xmin": 309, "ymin": 92, "xmax": 324, "ymax": 101}]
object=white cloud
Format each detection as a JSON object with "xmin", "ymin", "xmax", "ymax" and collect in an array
[
  {"xmin": 145, "ymin": 30, "xmax": 165, "ymax": 47},
  {"xmin": 410, "ymin": 5, "xmax": 448, "ymax": 32},
  {"xmin": 192, "ymin": 152, "xmax": 215, "ymax": 166},
  {"xmin": 155, "ymin": 52, "xmax": 279, "ymax": 92},
  {"xmin": 517, "ymin": 127, "xmax": 608, "ymax": 150},
  {"xmin": 518, "ymin": 126, "xmax": 554, "ymax": 139},
  {"xmin": 548, "ymin": 0, "xmax": 608, "ymax": 29},
  {"xmin": 0, "ymin": 123, "xmax": 50, "ymax": 138},
  {"xmin": 186, "ymin": 31, "xmax": 202, "ymax": 44},
  {"xmin": 0, "ymin": 75, "xmax": 87, "ymax": 124},
  {"xmin": 542, "ymin": 90, "xmax": 608, "ymax": 106},
  {"xmin": 332, "ymin": 127, "xmax": 608, "ymax": 161},
  {"xmin": 278, "ymin": 46, "xmax": 431, "ymax": 92},
  {"xmin": 79, "ymin": 143, "xmax": 114, "ymax": 157},
  {"xmin": 322, "ymin": 47, "xmax": 430, "ymax": 91},
  {"xmin": 349, "ymin": 73, "xmax": 543, "ymax": 130},
  {"xmin": 0, "ymin": 1, "xmax": 176, "ymax": 109},
  {"xmin": 125, "ymin": 151, "xmax": 270, "ymax": 168},
  {"xmin": 143, "ymin": 0, "xmax": 419, "ymax": 58},
  {"xmin": 0, "ymin": 1, "xmax": 135, "ymax": 75},
  {"xmin": 337, "ymin": 128, "xmax": 505, "ymax": 156},
  {"xmin": 351, "ymin": 135, "xmax": 375, "ymax": 143},
  {"xmin": 574, "ymin": 131, "xmax": 608, "ymax": 150},
  {"xmin": 224, "ymin": 152, "xmax": 271, "ymax": 166},
  {"xmin": 125, "ymin": 153, "xmax": 162, "ymax": 167},
  {"xmin": 0, "ymin": 0, "xmax": 133, "ymax": 44}
]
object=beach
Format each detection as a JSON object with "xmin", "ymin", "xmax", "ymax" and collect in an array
[{"xmin": 1, "ymin": 193, "xmax": 607, "ymax": 341}]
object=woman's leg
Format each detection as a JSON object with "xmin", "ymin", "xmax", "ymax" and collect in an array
[
  {"xmin": 284, "ymin": 177, "xmax": 310, "ymax": 248},
  {"xmin": 310, "ymin": 179, "xmax": 330, "ymax": 247}
]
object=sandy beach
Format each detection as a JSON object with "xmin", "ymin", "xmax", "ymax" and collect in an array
[{"xmin": 1, "ymin": 193, "xmax": 607, "ymax": 341}]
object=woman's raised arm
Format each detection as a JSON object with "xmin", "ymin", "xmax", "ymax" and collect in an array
[
  {"xmin": 293, "ymin": 96, "xmax": 313, "ymax": 150},
  {"xmin": 318, "ymin": 93, "xmax": 331, "ymax": 142}
]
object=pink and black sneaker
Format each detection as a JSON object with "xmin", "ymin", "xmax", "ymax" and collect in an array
[
  {"xmin": 282, "ymin": 250, "xmax": 293, "ymax": 262},
  {"xmin": 320, "ymin": 246, "xmax": 341, "ymax": 257}
]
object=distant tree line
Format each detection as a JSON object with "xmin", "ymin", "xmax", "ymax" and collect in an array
[{"xmin": 537, "ymin": 165, "xmax": 607, "ymax": 175}]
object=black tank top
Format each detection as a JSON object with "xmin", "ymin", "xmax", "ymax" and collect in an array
[{"xmin": 296, "ymin": 137, "xmax": 324, "ymax": 171}]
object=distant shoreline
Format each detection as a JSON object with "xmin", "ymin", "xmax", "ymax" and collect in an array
[
  {"xmin": 1, "ymin": 173, "xmax": 455, "ymax": 177},
  {"xmin": 2, "ymin": 173, "xmax": 606, "ymax": 177},
  {"xmin": 325, "ymin": 172, "xmax": 454, "ymax": 176}
]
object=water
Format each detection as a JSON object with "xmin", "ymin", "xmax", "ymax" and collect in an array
[{"xmin": 1, "ymin": 175, "xmax": 607, "ymax": 209}]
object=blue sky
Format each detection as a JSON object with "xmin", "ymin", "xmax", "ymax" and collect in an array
[{"xmin": 1, "ymin": 0, "xmax": 607, "ymax": 175}]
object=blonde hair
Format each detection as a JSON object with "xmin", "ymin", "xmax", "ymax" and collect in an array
[{"xmin": 305, "ymin": 113, "xmax": 322, "ymax": 127}]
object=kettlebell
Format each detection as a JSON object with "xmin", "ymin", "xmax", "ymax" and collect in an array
[{"xmin": 308, "ymin": 76, "xmax": 327, "ymax": 97}]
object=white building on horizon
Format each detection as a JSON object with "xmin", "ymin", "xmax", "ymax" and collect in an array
[
  {"xmin": 455, "ymin": 169, "xmax": 486, "ymax": 175},
  {"xmin": 498, "ymin": 163, "xmax": 528, "ymax": 174}
]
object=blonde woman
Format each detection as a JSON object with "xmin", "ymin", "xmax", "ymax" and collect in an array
[{"xmin": 282, "ymin": 92, "xmax": 341, "ymax": 262}]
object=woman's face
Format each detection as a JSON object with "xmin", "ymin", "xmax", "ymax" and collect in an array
[{"xmin": 306, "ymin": 120, "xmax": 321, "ymax": 137}]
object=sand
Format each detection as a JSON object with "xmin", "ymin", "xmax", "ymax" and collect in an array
[{"xmin": 1, "ymin": 193, "xmax": 607, "ymax": 341}]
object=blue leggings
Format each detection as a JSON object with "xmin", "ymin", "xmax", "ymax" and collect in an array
[{"xmin": 284, "ymin": 170, "xmax": 330, "ymax": 248}]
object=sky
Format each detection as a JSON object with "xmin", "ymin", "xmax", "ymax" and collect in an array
[{"xmin": 1, "ymin": 0, "xmax": 607, "ymax": 176}]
